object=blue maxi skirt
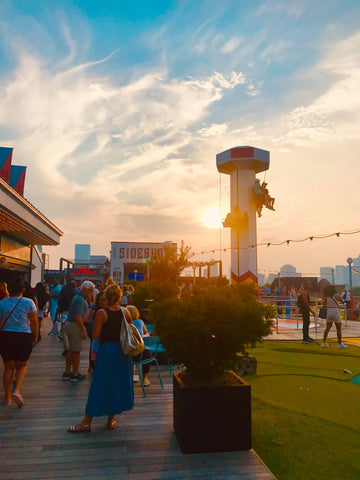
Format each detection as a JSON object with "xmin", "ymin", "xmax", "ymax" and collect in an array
[{"xmin": 86, "ymin": 342, "xmax": 134, "ymax": 417}]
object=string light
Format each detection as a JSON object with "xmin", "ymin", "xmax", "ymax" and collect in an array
[{"xmin": 192, "ymin": 228, "xmax": 360, "ymax": 257}]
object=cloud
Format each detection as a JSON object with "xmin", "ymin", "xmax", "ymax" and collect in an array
[
  {"xmin": 0, "ymin": 25, "xmax": 250, "ymax": 255},
  {"xmin": 255, "ymin": 0, "xmax": 310, "ymax": 19},
  {"xmin": 221, "ymin": 36, "xmax": 242, "ymax": 54},
  {"xmin": 2, "ymin": 6, "xmax": 360, "ymax": 276},
  {"xmin": 259, "ymin": 39, "xmax": 292, "ymax": 64},
  {"xmin": 198, "ymin": 123, "xmax": 228, "ymax": 137},
  {"xmin": 275, "ymin": 33, "xmax": 360, "ymax": 146}
]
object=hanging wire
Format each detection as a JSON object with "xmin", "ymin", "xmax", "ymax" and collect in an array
[
  {"xmin": 192, "ymin": 228, "xmax": 360, "ymax": 257},
  {"xmin": 219, "ymin": 172, "xmax": 222, "ymax": 265}
]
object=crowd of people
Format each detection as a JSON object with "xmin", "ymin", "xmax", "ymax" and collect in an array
[
  {"xmin": 259, "ymin": 281, "xmax": 351, "ymax": 348},
  {"xmin": 0, "ymin": 276, "xmax": 152, "ymax": 432},
  {"xmin": 0, "ymin": 274, "xmax": 356, "ymax": 428}
]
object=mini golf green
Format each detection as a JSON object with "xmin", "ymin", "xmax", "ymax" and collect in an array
[{"xmin": 246, "ymin": 340, "xmax": 360, "ymax": 480}]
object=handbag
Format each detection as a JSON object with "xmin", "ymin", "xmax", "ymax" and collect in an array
[
  {"xmin": 0, "ymin": 298, "xmax": 22, "ymax": 332},
  {"xmin": 120, "ymin": 307, "xmax": 145, "ymax": 356},
  {"xmin": 318, "ymin": 308, "xmax": 327, "ymax": 319}
]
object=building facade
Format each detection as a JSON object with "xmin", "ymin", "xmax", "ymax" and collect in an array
[
  {"xmin": 110, "ymin": 241, "xmax": 177, "ymax": 284},
  {"xmin": 0, "ymin": 147, "xmax": 62, "ymax": 285}
]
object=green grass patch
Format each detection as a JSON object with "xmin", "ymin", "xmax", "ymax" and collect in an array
[{"xmin": 246, "ymin": 340, "xmax": 360, "ymax": 479}]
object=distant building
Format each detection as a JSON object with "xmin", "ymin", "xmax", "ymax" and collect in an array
[
  {"xmin": 334, "ymin": 265, "xmax": 347, "ymax": 285},
  {"xmin": 319, "ymin": 254, "xmax": 360, "ymax": 288},
  {"xmin": 320, "ymin": 267, "xmax": 333, "ymax": 284},
  {"xmin": 64, "ymin": 245, "xmax": 109, "ymax": 283},
  {"xmin": 267, "ymin": 273, "xmax": 278, "ymax": 285},
  {"xmin": 208, "ymin": 259, "xmax": 219, "ymax": 277},
  {"xmin": 279, "ymin": 264, "xmax": 301, "ymax": 277},
  {"xmin": 110, "ymin": 241, "xmax": 177, "ymax": 284},
  {"xmin": 75, "ymin": 244, "xmax": 91, "ymax": 263},
  {"xmin": 0, "ymin": 146, "xmax": 62, "ymax": 286}
]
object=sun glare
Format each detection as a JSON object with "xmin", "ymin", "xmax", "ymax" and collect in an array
[{"xmin": 201, "ymin": 206, "xmax": 222, "ymax": 229}]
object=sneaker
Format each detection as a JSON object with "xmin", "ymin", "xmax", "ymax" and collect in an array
[
  {"xmin": 302, "ymin": 340, "xmax": 311, "ymax": 344},
  {"xmin": 321, "ymin": 342, "xmax": 329, "ymax": 348},
  {"xmin": 307, "ymin": 337, "xmax": 315, "ymax": 343},
  {"xmin": 143, "ymin": 378, "xmax": 151, "ymax": 386},
  {"xmin": 62, "ymin": 372, "xmax": 72, "ymax": 381},
  {"xmin": 133, "ymin": 374, "xmax": 140, "ymax": 382},
  {"xmin": 337, "ymin": 343, "xmax": 347, "ymax": 349},
  {"xmin": 70, "ymin": 373, "xmax": 86, "ymax": 382}
]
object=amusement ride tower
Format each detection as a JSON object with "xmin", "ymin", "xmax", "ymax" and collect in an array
[{"xmin": 216, "ymin": 146, "xmax": 273, "ymax": 285}]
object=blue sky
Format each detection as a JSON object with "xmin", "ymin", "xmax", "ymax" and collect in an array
[{"xmin": 1, "ymin": 0, "xmax": 360, "ymax": 275}]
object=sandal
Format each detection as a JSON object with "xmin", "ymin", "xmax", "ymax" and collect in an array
[
  {"xmin": 106, "ymin": 419, "xmax": 117, "ymax": 430},
  {"xmin": 12, "ymin": 392, "xmax": 24, "ymax": 408},
  {"xmin": 67, "ymin": 423, "xmax": 91, "ymax": 433}
]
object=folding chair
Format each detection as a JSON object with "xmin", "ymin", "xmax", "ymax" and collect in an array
[{"xmin": 132, "ymin": 335, "xmax": 164, "ymax": 397}]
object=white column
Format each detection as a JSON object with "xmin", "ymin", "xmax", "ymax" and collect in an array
[{"xmin": 230, "ymin": 169, "xmax": 257, "ymax": 283}]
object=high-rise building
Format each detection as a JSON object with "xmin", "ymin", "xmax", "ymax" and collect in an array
[
  {"xmin": 320, "ymin": 255, "xmax": 360, "ymax": 288},
  {"xmin": 320, "ymin": 267, "xmax": 333, "ymax": 284},
  {"xmin": 75, "ymin": 244, "xmax": 90, "ymax": 262},
  {"xmin": 335, "ymin": 265, "xmax": 347, "ymax": 285}
]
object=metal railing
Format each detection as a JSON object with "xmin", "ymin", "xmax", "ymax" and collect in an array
[{"xmin": 259, "ymin": 296, "xmax": 348, "ymax": 335}]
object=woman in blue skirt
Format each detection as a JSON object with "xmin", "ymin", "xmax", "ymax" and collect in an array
[{"xmin": 67, "ymin": 284, "xmax": 133, "ymax": 432}]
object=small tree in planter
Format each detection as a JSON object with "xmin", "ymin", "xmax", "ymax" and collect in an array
[{"xmin": 151, "ymin": 282, "xmax": 274, "ymax": 454}]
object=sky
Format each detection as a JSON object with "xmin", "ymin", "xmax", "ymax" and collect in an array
[{"xmin": 1, "ymin": 0, "xmax": 360, "ymax": 277}]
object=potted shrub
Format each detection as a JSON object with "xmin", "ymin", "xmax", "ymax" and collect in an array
[{"xmin": 151, "ymin": 283, "xmax": 274, "ymax": 454}]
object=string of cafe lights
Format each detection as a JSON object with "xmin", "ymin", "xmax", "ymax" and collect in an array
[{"xmin": 192, "ymin": 228, "xmax": 360, "ymax": 257}]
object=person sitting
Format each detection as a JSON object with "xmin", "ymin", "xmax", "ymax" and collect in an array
[
  {"xmin": 261, "ymin": 182, "xmax": 275, "ymax": 210},
  {"xmin": 126, "ymin": 305, "xmax": 153, "ymax": 386},
  {"xmin": 253, "ymin": 179, "xmax": 275, "ymax": 216}
]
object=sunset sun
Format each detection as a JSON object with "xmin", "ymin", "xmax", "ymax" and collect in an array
[{"xmin": 201, "ymin": 207, "xmax": 223, "ymax": 229}]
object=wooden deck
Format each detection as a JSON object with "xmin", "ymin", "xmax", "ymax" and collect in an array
[{"xmin": 0, "ymin": 318, "xmax": 275, "ymax": 480}]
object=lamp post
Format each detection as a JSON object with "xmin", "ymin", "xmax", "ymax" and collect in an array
[
  {"xmin": 331, "ymin": 268, "xmax": 335, "ymax": 285},
  {"xmin": 346, "ymin": 257, "xmax": 354, "ymax": 320}
]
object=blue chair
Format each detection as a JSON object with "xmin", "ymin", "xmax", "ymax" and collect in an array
[
  {"xmin": 149, "ymin": 341, "xmax": 173, "ymax": 376},
  {"xmin": 144, "ymin": 325, "xmax": 172, "ymax": 375},
  {"xmin": 144, "ymin": 323, "xmax": 155, "ymax": 334},
  {"xmin": 132, "ymin": 335, "xmax": 164, "ymax": 397}
]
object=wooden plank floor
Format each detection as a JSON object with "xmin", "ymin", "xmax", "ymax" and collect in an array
[{"xmin": 0, "ymin": 318, "xmax": 275, "ymax": 480}]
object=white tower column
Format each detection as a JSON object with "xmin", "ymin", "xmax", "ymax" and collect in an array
[{"xmin": 217, "ymin": 146, "xmax": 270, "ymax": 285}]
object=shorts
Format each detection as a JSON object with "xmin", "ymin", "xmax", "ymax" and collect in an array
[
  {"xmin": 64, "ymin": 321, "xmax": 84, "ymax": 352},
  {"xmin": 0, "ymin": 331, "xmax": 33, "ymax": 362},
  {"xmin": 326, "ymin": 308, "xmax": 341, "ymax": 324}
]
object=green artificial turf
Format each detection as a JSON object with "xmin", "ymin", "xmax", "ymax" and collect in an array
[{"xmin": 246, "ymin": 340, "xmax": 360, "ymax": 480}]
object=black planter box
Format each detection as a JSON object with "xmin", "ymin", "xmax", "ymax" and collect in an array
[{"xmin": 173, "ymin": 371, "xmax": 251, "ymax": 454}]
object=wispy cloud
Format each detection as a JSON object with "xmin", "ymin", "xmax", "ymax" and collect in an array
[
  {"xmin": 255, "ymin": 0, "xmax": 310, "ymax": 19},
  {"xmin": 1, "ymin": 3, "xmax": 360, "ymax": 275}
]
